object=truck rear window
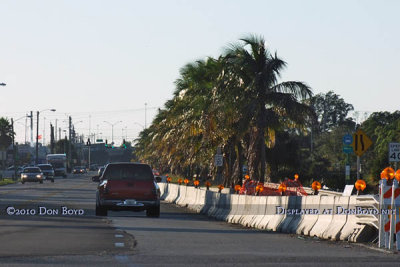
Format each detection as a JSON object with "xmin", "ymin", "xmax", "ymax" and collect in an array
[{"xmin": 103, "ymin": 164, "xmax": 153, "ymax": 181}]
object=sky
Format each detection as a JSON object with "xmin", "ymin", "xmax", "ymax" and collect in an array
[{"xmin": 1, "ymin": 0, "xmax": 399, "ymax": 145}]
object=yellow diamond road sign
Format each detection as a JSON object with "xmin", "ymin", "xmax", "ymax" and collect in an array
[{"xmin": 351, "ymin": 129, "xmax": 372, "ymax": 156}]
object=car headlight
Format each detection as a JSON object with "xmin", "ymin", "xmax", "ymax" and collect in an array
[
  {"xmin": 36, "ymin": 174, "xmax": 42, "ymax": 179},
  {"xmin": 22, "ymin": 174, "xmax": 28, "ymax": 178}
]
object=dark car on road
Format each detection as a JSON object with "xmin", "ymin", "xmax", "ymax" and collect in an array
[
  {"xmin": 21, "ymin": 167, "xmax": 44, "ymax": 184},
  {"xmin": 95, "ymin": 163, "xmax": 160, "ymax": 217},
  {"xmin": 72, "ymin": 166, "xmax": 87, "ymax": 174},
  {"xmin": 37, "ymin": 164, "xmax": 55, "ymax": 182}
]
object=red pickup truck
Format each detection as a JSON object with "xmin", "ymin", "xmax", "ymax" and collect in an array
[{"xmin": 95, "ymin": 162, "xmax": 160, "ymax": 217}]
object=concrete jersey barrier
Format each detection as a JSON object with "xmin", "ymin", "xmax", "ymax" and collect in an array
[
  {"xmin": 158, "ymin": 183, "xmax": 376, "ymax": 243},
  {"xmin": 322, "ymin": 196, "xmax": 350, "ymax": 240},
  {"xmin": 309, "ymin": 195, "xmax": 335, "ymax": 238},
  {"xmin": 296, "ymin": 195, "xmax": 321, "ymax": 236}
]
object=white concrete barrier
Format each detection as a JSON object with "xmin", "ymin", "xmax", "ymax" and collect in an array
[
  {"xmin": 207, "ymin": 192, "xmax": 220, "ymax": 217},
  {"xmin": 251, "ymin": 196, "xmax": 268, "ymax": 228},
  {"xmin": 248, "ymin": 196, "xmax": 264, "ymax": 228},
  {"xmin": 355, "ymin": 195, "xmax": 379, "ymax": 229},
  {"xmin": 339, "ymin": 196, "xmax": 359, "ymax": 241},
  {"xmin": 173, "ymin": 185, "xmax": 182, "ymax": 204},
  {"xmin": 256, "ymin": 196, "xmax": 276, "ymax": 230},
  {"xmin": 209, "ymin": 187, "xmax": 231, "ymax": 194},
  {"xmin": 181, "ymin": 186, "xmax": 195, "ymax": 207},
  {"xmin": 165, "ymin": 184, "xmax": 179, "ymax": 203},
  {"xmin": 159, "ymin": 182, "xmax": 170, "ymax": 200},
  {"xmin": 230, "ymin": 195, "xmax": 246, "ymax": 224},
  {"xmin": 309, "ymin": 195, "xmax": 335, "ymax": 238},
  {"xmin": 161, "ymin": 184, "xmax": 376, "ymax": 243},
  {"xmin": 296, "ymin": 195, "xmax": 320, "ymax": 236},
  {"xmin": 226, "ymin": 194, "xmax": 240, "ymax": 223},
  {"xmin": 265, "ymin": 196, "xmax": 288, "ymax": 231},
  {"xmin": 240, "ymin": 195, "xmax": 257, "ymax": 227},
  {"xmin": 176, "ymin": 185, "xmax": 187, "ymax": 206},
  {"xmin": 215, "ymin": 193, "xmax": 230, "ymax": 221},
  {"xmin": 200, "ymin": 190, "xmax": 214, "ymax": 215},
  {"xmin": 186, "ymin": 187, "xmax": 199, "ymax": 210},
  {"xmin": 193, "ymin": 189, "xmax": 206, "ymax": 213},
  {"xmin": 322, "ymin": 196, "xmax": 350, "ymax": 240},
  {"xmin": 279, "ymin": 196, "xmax": 303, "ymax": 233}
]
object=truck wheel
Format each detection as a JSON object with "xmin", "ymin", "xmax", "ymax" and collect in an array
[
  {"xmin": 39, "ymin": 180, "xmax": 43, "ymax": 184},
  {"xmin": 21, "ymin": 181, "xmax": 25, "ymax": 184},
  {"xmin": 51, "ymin": 179, "xmax": 54, "ymax": 183}
]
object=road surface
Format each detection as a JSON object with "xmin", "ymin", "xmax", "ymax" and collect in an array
[{"xmin": 0, "ymin": 173, "xmax": 399, "ymax": 266}]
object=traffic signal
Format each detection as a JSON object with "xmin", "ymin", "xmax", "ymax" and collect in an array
[
  {"xmin": 122, "ymin": 139, "xmax": 127, "ymax": 149},
  {"xmin": 105, "ymin": 139, "xmax": 108, "ymax": 147}
]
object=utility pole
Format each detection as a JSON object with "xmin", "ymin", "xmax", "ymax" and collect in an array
[
  {"xmin": 35, "ymin": 111, "xmax": 39, "ymax": 164},
  {"xmin": 43, "ymin": 117, "xmax": 46, "ymax": 146},
  {"xmin": 11, "ymin": 119, "xmax": 17, "ymax": 179},
  {"xmin": 103, "ymin": 121, "xmax": 122, "ymax": 145},
  {"xmin": 68, "ymin": 116, "xmax": 72, "ymax": 172},
  {"xmin": 30, "ymin": 111, "xmax": 33, "ymax": 147},
  {"xmin": 89, "ymin": 115, "xmax": 91, "ymax": 143},
  {"xmin": 55, "ymin": 119, "xmax": 58, "ymax": 143},
  {"xmin": 50, "ymin": 123, "xmax": 55, "ymax": 154},
  {"xmin": 86, "ymin": 138, "xmax": 91, "ymax": 170},
  {"xmin": 145, "ymin": 103, "xmax": 147, "ymax": 128},
  {"xmin": 25, "ymin": 115, "xmax": 27, "ymax": 144}
]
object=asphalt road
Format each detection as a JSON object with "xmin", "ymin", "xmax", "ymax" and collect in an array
[{"xmin": 0, "ymin": 173, "xmax": 399, "ymax": 266}]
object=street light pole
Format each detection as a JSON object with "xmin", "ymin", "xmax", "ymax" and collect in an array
[
  {"xmin": 36, "ymin": 111, "xmax": 39, "ymax": 164},
  {"xmin": 36, "ymin": 109, "xmax": 56, "ymax": 165},
  {"xmin": 145, "ymin": 103, "xmax": 147, "ymax": 128},
  {"xmin": 12, "ymin": 115, "xmax": 27, "ymax": 178},
  {"xmin": 104, "ymin": 121, "xmax": 122, "ymax": 145},
  {"xmin": 11, "ymin": 118, "xmax": 15, "ymax": 179}
]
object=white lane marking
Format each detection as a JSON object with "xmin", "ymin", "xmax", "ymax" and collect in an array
[
  {"xmin": 115, "ymin": 234, "xmax": 124, "ymax": 238},
  {"xmin": 115, "ymin": 255, "xmax": 129, "ymax": 261},
  {"xmin": 115, "ymin": 255, "xmax": 140, "ymax": 267},
  {"xmin": 115, "ymin": 242, "xmax": 125, "ymax": 247}
]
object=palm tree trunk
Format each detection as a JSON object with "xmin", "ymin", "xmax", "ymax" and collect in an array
[
  {"xmin": 259, "ymin": 127, "xmax": 266, "ymax": 183},
  {"xmin": 247, "ymin": 127, "xmax": 261, "ymax": 181},
  {"xmin": 258, "ymin": 106, "xmax": 267, "ymax": 183},
  {"xmin": 236, "ymin": 140, "xmax": 244, "ymax": 185}
]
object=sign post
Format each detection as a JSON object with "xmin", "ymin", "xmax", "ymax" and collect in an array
[
  {"xmin": 86, "ymin": 138, "xmax": 91, "ymax": 170},
  {"xmin": 343, "ymin": 134, "xmax": 353, "ymax": 184},
  {"xmin": 389, "ymin": 143, "xmax": 400, "ymax": 171},
  {"xmin": 351, "ymin": 129, "xmax": 372, "ymax": 180}
]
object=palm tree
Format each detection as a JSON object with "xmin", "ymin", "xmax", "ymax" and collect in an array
[{"xmin": 224, "ymin": 34, "xmax": 314, "ymax": 182}]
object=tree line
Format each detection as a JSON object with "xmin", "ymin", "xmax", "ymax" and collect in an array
[{"xmin": 134, "ymin": 35, "xmax": 400, "ymax": 191}]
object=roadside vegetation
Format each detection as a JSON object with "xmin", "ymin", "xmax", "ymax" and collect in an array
[
  {"xmin": 133, "ymin": 34, "xmax": 400, "ymax": 193},
  {"xmin": 0, "ymin": 178, "xmax": 18, "ymax": 186}
]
